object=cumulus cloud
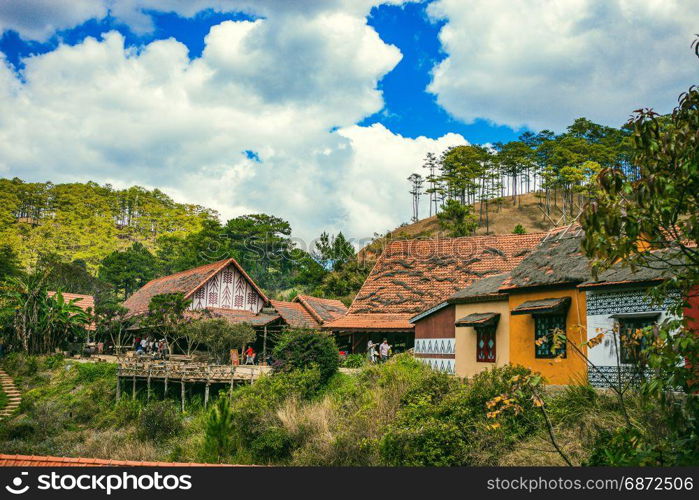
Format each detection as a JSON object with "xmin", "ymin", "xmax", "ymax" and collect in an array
[
  {"xmin": 427, "ymin": 0, "xmax": 698, "ymax": 131},
  {"xmin": 0, "ymin": 4, "xmax": 463, "ymax": 243}
]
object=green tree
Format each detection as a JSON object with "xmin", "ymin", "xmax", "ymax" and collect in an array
[
  {"xmin": 437, "ymin": 199, "xmax": 478, "ymax": 237},
  {"xmin": 99, "ymin": 242, "xmax": 156, "ymax": 299},
  {"xmin": 313, "ymin": 232, "xmax": 355, "ymax": 271},
  {"xmin": 272, "ymin": 329, "xmax": 339, "ymax": 384},
  {"xmin": 180, "ymin": 318, "xmax": 255, "ymax": 362},
  {"xmin": 0, "ymin": 245, "xmax": 20, "ymax": 282},
  {"xmin": 202, "ymin": 397, "xmax": 237, "ymax": 463},
  {"xmin": 143, "ymin": 293, "xmax": 192, "ymax": 352}
]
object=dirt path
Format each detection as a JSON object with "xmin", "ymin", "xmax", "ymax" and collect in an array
[{"xmin": 0, "ymin": 368, "xmax": 20, "ymax": 419}]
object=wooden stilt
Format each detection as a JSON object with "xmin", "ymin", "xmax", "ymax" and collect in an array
[
  {"xmin": 116, "ymin": 376, "xmax": 121, "ymax": 401},
  {"xmin": 229, "ymin": 374, "xmax": 234, "ymax": 400},
  {"xmin": 180, "ymin": 380, "xmax": 185, "ymax": 412},
  {"xmin": 132, "ymin": 375, "xmax": 136, "ymax": 400},
  {"xmin": 147, "ymin": 370, "xmax": 151, "ymax": 401},
  {"xmin": 263, "ymin": 326, "xmax": 268, "ymax": 363},
  {"xmin": 164, "ymin": 376, "xmax": 168, "ymax": 399},
  {"xmin": 204, "ymin": 383, "xmax": 210, "ymax": 408}
]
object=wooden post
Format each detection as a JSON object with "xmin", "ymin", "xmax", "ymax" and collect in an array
[
  {"xmin": 116, "ymin": 376, "xmax": 121, "ymax": 401},
  {"xmin": 180, "ymin": 380, "xmax": 185, "ymax": 412},
  {"xmin": 229, "ymin": 371, "xmax": 234, "ymax": 400},
  {"xmin": 262, "ymin": 326, "xmax": 268, "ymax": 364},
  {"xmin": 204, "ymin": 383, "xmax": 210, "ymax": 408},
  {"xmin": 147, "ymin": 367, "xmax": 152, "ymax": 401},
  {"xmin": 164, "ymin": 376, "xmax": 168, "ymax": 399},
  {"xmin": 132, "ymin": 375, "xmax": 136, "ymax": 400}
]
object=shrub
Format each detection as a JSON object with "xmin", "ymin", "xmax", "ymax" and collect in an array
[
  {"xmin": 272, "ymin": 330, "xmax": 339, "ymax": 384},
  {"xmin": 2, "ymin": 352, "xmax": 39, "ymax": 377},
  {"xmin": 250, "ymin": 427, "xmax": 293, "ymax": 463},
  {"xmin": 202, "ymin": 397, "xmax": 236, "ymax": 463},
  {"xmin": 43, "ymin": 354, "xmax": 65, "ymax": 370},
  {"xmin": 513, "ymin": 224, "xmax": 527, "ymax": 234},
  {"xmin": 340, "ymin": 354, "xmax": 365, "ymax": 368},
  {"xmin": 137, "ymin": 401, "xmax": 183, "ymax": 441}
]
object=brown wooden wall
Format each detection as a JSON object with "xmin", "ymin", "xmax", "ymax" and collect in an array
[{"xmin": 414, "ymin": 305, "xmax": 455, "ymax": 339}]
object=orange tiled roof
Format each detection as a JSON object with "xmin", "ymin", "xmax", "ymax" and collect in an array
[
  {"xmin": 205, "ymin": 308, "xmax": 281, "ymax": 327},
  {"xmin": 48, "ymin": 291, "xmax": 96, "ymax": 331},
  {"xmin": 324, "ymin": 313, "xmax": 414, "ymax": 331},
  {"xmin": 294, "ymin": 295, "xmax": 348, "ymax": 324},
  {"xmin": 270, "ymin": 300, "xmax": 320, "ymax": 329},
  {"xmin": 0, "ymin": 453, "xmax": 242, "ymax": 467},
  {"xmin": 123, "ymin": 258, "xmax": 268, "ymax": 316},
  {"xmin": 325, "ymin": 233, "xmax": 546, "ymax": 331}
]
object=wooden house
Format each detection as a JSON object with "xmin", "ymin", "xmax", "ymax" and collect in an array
[
  {"xmin": 325, "ymin": 233, "xmax": 546, "ymax": 354},
  {"xmin": 124, "ymin": 258, "xmax": 347, "ymax": 354}
]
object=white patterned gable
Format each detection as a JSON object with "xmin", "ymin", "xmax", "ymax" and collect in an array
[{"xmin": 189, "ymin": 264, "xmax": 263, "ymax": 313}]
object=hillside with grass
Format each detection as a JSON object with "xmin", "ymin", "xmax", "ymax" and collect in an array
[
  {"xmin": 0, "ymin": 352, "xmax": 678, "ymax": 466},
  {"xmin": 359, "ymin": 192, "xmax": 555, "ymax": 263}
]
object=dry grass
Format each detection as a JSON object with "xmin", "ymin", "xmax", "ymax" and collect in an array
[{"xmin": 73, "ymin": 429, "xmax": 160, "ymax": 462}]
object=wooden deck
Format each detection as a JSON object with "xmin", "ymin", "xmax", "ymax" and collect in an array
[{"xmin": 116, "ymin": 360, "xmax": 272, "ymax": 409}]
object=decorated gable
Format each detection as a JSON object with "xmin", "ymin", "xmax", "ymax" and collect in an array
[{"xmin": 190, "ymin": 264, "xmax": 263, "ymax": 313}]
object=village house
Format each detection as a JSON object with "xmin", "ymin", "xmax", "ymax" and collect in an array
[
  {"xmin": 578, "ymin": 255, "xmax": 681, "ymax": 388},
  {"xmin": 324, "ymin": 233, "xmax": 546, "ymax": 354},
  {"xmin": 123, "ymin": 258, "xmax": 347, "ymax": 356},
  {"xmin": 409, "ymin": 273, "xmax": 511, "ymax": 376},
  {"xmin": 499, "ymin": 228, "xmax": 590, "ymax": 385}
]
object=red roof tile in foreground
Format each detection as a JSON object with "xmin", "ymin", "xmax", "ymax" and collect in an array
[
  {"xmin": 294, "ymin": 295, "xmax": 348, "ymax": 324},
  {"xmin": 325, "ymin": 233, "xmax": 546, "ymax": 332},
  {"xmin": 0, "ymin": 454, "xmax": 244, "ymax": 467},
  {"xmin": 123, "ymin": 258, "xmax": 268, "ymax": 317},
  {"xmin": 48, "ymin": 292, "xmax": 96, "ymax": 330},
  {"xmin": 270, "ymin": 300, "xmax": 320, "ymax": 329}
]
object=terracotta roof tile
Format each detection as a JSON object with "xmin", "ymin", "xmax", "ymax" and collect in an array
[
  {"xmin": 294, "ymin": 295, "xmax": 348, "ymax": 324},
  {"xmin": 270, "ymin": 300, "xmax": 320, "ymax": 329},
  {"xmin": 205, "ymin": 308, "xmax": 280, "ymax": 327},
  {"xmin": 0, "ymin": 453, "xmax": 243, "ymax": 467},
  {"xmin": 325, "ymin": 313, "xmax": 413, "ymax": 331},
  {"xmin": 123, "ymin": 258, "xmax": 268, "ymax": 316},
  {"xmin": 326, "ymin": 233, "xmax": 546, "ymax": 331},
  {"xmin": 48, "ymin": 291, "xmax": 96, "ymax": 330}
]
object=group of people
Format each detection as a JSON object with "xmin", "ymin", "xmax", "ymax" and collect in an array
[
  {"xmin": 366, "ymin": 339, "xmax": 391, "ymax": 363},
  {"xmin": 133, "ymin": 336, "xmax": 169, "ymax": 359}
]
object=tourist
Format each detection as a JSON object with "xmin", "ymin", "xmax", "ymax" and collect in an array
[
  {"xmin": 379, "ymin": 339, "xmax": 391, "ymax": 363},
  {"xmin": 367, "ymin": 340, "xmax": 378, "ymax": 363},
  {"xmin": 134, "ymin": 336, "xmax": 141, "ymax": 350},
  {"xmin": 245, "ymin": 346, "xmax": 255, "ymax": 365}
]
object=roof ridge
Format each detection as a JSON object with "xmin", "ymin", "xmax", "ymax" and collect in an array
[{"xmin": 142, "ymin": 258, "xmax": 233, "ymax": 287}]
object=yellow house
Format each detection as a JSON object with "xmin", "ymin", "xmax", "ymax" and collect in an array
[
  {"xmin": 452, "ymin": 273, "xmax": 511, "ymax": 378},
  {"xmin": 501, "ymin": 230, "xmax": 590, "ymax": 385}
]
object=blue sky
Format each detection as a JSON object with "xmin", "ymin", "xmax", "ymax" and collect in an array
[
  {"xmin": 0, "ymin": 0, "xmax": 695, "ymax": 240},
  {"xmin": 0, "ymin": 1, "xmax": 524, "ymax": 145}
]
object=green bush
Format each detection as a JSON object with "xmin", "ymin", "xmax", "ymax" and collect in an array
[
  {"xmin": 513, "ymin": 224, "xmax": 527, "ymax": 234},
  {"xmin": 340, "ymin": 354, "xmax": 365, "ymax": 368},
  {"xmin": 2, "ymin": 352, "xmax": 39, "ymax": 377},
  {"xmin": 137, "ymin": 401, "xmax": 183, "ymax": 441},
  {"xmin": 379, "ymin": 364, "xmax": 540, "ymax": 466},
  {"xmin": 272, "ymin": 330, "xmax": 339, "ymax": 384},
  {"xmin": 250, "ymin": 427, "xmax": 293, "ymax": 463},
  {"xmin": 228, "ymin": 369, "xmax": 322, "ymax": 462},
  {"xmin": 43, "ymin": 354, "xmax": 65, "ymax": 370}
]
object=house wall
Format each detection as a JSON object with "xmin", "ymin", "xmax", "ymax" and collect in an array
[
  {"xmin": 508, "ymin": 287, "xmax": 587, "ymax": 385},
  {"xmin": 189, "ymin": 264, "xmax": 264, "ymax": 313},
  {"xmin": 414, "ymin": 305, "xmax": 455, "ymax": 374},
  {"xmin": 585, "ymin": 286, "xmax": 679, "ymax": 387},
  {"xmin": 454, "ymin": 300, "xmax": 510, "ymax": 378}
]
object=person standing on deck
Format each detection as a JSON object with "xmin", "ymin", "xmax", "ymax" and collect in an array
[{"xmin": 379, "ymin": 340, "xmax": 391, "ymax": 363}]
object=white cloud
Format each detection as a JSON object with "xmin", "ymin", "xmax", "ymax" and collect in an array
[
  {"xmin": 0, "ymin": 0, "xmax": 107, "ymax": 41},
  {"xmin": 427, "ymin": 0, "xmax": 699, "ymax": 131},
  {"xmin": 0, "ymin": 4, "xmax": 462, "ymax": 244}
]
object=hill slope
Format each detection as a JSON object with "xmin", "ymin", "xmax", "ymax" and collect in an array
[{"xmin": 359, "ymin": 192, "xmax": 556, "ymax": 262}]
